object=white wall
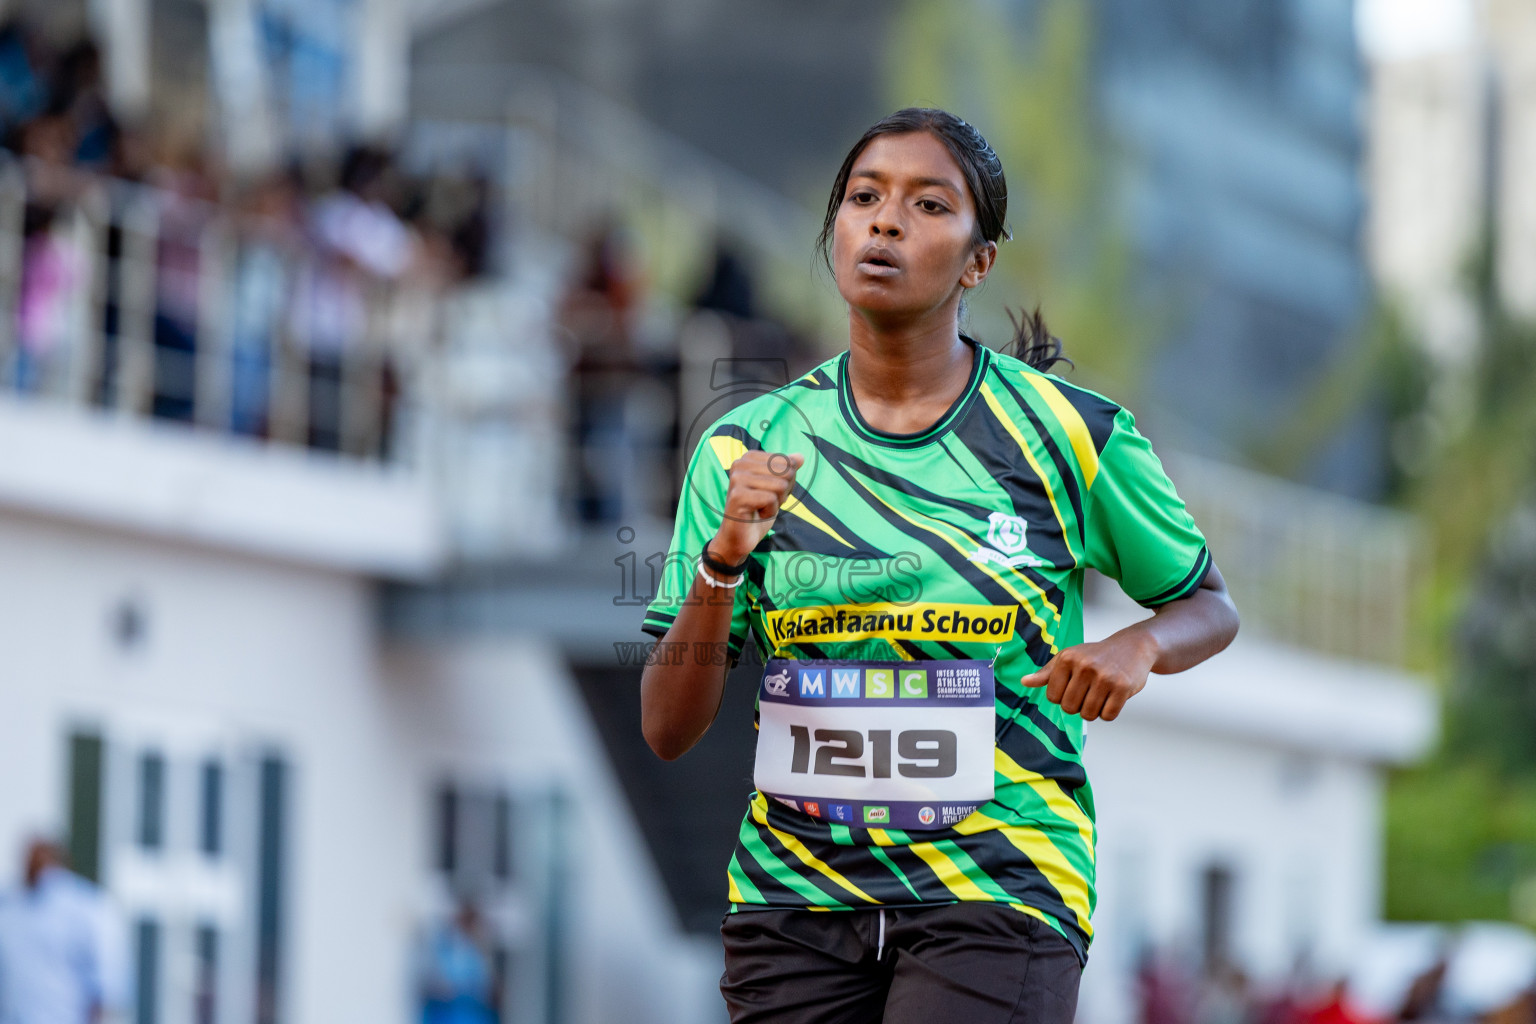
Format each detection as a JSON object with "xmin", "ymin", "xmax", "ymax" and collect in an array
[
  {"xmin": 381, "ymin": 641, "xmax": 727, "ymax": 1024},
  {"xmin": 0, "ymin": 509, "xmax": 417, "ymax": 1024},
  {"xmin": 1080, "ymin": 721, "xmax": 1383, "ymax": 1024},
  {"xmin": 0, "ymin": 509, "xmax": 722, "ymax": 1024},
  {"xmin": 1072, "ymin": 597, "xmax": 1431, "ymax": 1024}
]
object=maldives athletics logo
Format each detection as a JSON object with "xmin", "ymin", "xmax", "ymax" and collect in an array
[{"xmin": 918, "ymin": 806, "xmax": 937, "ymax": 826}]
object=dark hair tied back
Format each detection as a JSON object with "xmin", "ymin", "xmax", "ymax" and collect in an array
[{"xmin": 817, "ymin": 107, "xmax": 1070, "ymax": 373}]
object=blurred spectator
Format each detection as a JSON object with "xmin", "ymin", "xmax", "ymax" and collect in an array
[
  {"xmin": 558, "ymin": 220, "xmax": 641, "ymax": 522},
  {"xmin": 693, "ymin": 243, "xmax": 755, "ymax": 322},
  {"xmin": 227, "ymin": 170, "xmax": 302, "ymax": 436},
  {"xmin": 149, "ymin": 145, "xmax": 217, "ymax": 422},
  {"xmin": 0, "ymin": 20, "xmax": 45, "ymax": 138},
  {"xmin": 1141, "ymin": 948, "xmax": 1198, "ymax": 1024},
  {"xmin": 14, "ymin": 202, "xmax": 74, "ymax": 393},
  {"xmin": 50, "ymin": 40, "xmax": 116, "ymax": 170},
  {"xmin": 416, "ymin": 901, "xmax": 499, "ymax": 1024},
  {"xmin": 295, "ymin": 145, "xmax": 411, "ymax": 451},
  {"xmin": 0, "ymin": 838, "xmax": 128, "ymax": 1024},
  {"xmin": 1304, "ymin": 980, "xmax": 1381, "ymax": 1024}
]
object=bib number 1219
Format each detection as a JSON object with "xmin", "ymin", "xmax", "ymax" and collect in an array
[{"xmin": 788, "ymin": 726, "xmax": 957, "ymax": 779}]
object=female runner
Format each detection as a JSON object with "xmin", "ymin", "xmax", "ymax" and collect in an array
[{"xmin": 640, "ymin": 108, "xmax": 1239, "ymax": 1024}]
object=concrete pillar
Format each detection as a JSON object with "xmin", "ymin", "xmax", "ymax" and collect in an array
[
  {"xmin": 352, "ymin": 0, "xmax": 409, "ymax": 139},
  {"xmin": 88, "ymin": 0, "xmax": 151, "ymax": 119},
  {"xmin": 208, "ymin": 0, "xmax": 278, "ymax": 173}
]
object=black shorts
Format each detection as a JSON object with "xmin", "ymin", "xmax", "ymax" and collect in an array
[{"xmin": 719, "ymin": 903, "xmax": 1082, "ymax": 1024}]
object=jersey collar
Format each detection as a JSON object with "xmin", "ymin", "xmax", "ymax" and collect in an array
[{"xmin": 835, "ymin": 336, "xmax": 990, "ymax": 449}]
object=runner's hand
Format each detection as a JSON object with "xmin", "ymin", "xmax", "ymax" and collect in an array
[
  {"xmin": 710, "ymin": 451, "xmax": 805, "ymax": 564},
  {"xmin": 1019, "ymin": 633, "xmax": 1158, "ymax": 722}
]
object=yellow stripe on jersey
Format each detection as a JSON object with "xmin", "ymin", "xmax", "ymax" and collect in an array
[
  {"xmin": 995, "ymin": 750, "xmax": 1096, "ymax": 857},
  {"xmin": 979, "ymin": 381, "xmax": 1080, "ymax": 562},
  {"xmin": 953, "ymin": 811, "xmax": 1094, "ymax": 934},
  {"xmin": 1020, "ymin": 374, "xmax": 1101, "ymax": 490},
  {"xmin": 906, "ymin": 842, "xmax": 994, "ymax": 902},
  {"xmin": 749, "ymin": 795, "xmax": 882, "ymax": 904},
  {"xmin": 1009, "ymin": 902, "xmax": 1056, "ymax": 928},
  {"xmin": 850, "ymin": 477, "xmax": 1061, "ymax": 648},
  {"xmin": 709, "ymin": 434, "xmax": 749, "ymax": 470}
]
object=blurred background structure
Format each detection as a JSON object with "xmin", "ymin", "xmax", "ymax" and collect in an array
[{"xmin": 0, "ymin": 0, "xmax": 1530, "ymax": 1021}]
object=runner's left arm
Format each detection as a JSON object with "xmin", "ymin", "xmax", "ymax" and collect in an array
[{"xmin": 1021, "ymin": 408, "xmax": 1238, "ymax": 721}]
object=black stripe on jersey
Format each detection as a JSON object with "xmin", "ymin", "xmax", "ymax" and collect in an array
[
  {"xmin": 991, "ymin": 372, "xmax": 1086, "ymax": 543},
  {"xmin": 875, "ymin": 844, "xmax": 979, "ymax": 903},
  {"xmin": 711, "ymin": 423, "xmax": 764, "ymax": 449},
  {"xmin": 734, "ymin": 839, "xmax": 816, "ymax": 905},
  {"xmin": 807, "ymin": 434, "xmax": 995, "ymax": 519},
  {"xmin": 788, "ymin": 369, "xmax": 837, "ymax": 390},
  {"xmin": 763, "ymin": 486, "xmax": 888, "ymax": 559},
  {"xmin": 949, "ymin": 392, "xmax": 1076, "ymax": 568},
  {"xmin": 968, "ymin": 839, "xmax": 1084, "ymax": 947},
  {"xmin": 815, "ymin": 455, "xmax": 1058, "ymax": 667},
  {"xmin": 994, "ymin": 683, "xmax": 1081, "ymax": 759},
  {"xmin": 1020, "ymin": 703, "xmax": 1080, "ymax": 759},
  {"xmin": 752, "ymin": 821, "xmax": 877, "ymax": 904},
  {"xmin": 997, "ymin": 716, "xmax": 1087, "ymax": 792},
  {"xmin": 810, "ymin": 436, "xmax": 1068, "ymax": 661},
  {"xmin": 1045, "ymin": 376, "xmax": 1120, "ymax": 455},
  {"xmin": 1140, "ymin": 546, "xmax": 1212, "ymax": 607},
  {"xmin": 938, "ymin": 437, "xmax": 984, "ymax": 491}
]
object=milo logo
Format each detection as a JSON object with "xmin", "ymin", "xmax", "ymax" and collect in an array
[{"xmin": 862, "ymin": 806, "xmax": 890, "ymax": 825}]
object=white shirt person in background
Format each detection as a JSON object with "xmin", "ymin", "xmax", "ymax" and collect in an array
[{"xmin": 0, "ymin": 838, "xmax": 129, "ymax": 1024}]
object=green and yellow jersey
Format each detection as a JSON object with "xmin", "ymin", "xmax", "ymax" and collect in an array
[{"xmin": 642, "ymin": 337, "xmax": 1210, "ymax": 961}]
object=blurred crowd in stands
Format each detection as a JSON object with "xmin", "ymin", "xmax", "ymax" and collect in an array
[
  {"xmin": 1140, "ymin": 940, "xmax": 1536, "ymax": 1024},
  {"xmin": 556, "ymin": 222, "xmax": 819, "ymax": 524},
  {"xmin": 0, "ymin": 16, "xmax": 493, "ymax": 456}
]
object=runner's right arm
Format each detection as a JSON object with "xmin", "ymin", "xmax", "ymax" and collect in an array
[{"xmin": 641, "ymin": 451, "xmax": 804, "ymax": 760}]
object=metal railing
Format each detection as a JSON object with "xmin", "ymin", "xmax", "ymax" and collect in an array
[
  {"xmin": 0, "ymin": 155, "xmax": 442, "ymax": 463},
  {"xmin": 1165, "ymin": 452, "xmax": 1418, "ymax": 666}
]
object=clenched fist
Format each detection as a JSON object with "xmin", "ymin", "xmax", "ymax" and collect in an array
[{"xmin": 709, "ymin": 450, "xmax": 806, "ymax": 565}]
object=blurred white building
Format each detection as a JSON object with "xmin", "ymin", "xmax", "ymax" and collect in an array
[{"xmin": 1362, "ymin": 0, "xmax": 1536, "ymax": 330}]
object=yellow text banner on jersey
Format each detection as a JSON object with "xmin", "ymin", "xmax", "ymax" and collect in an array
[{"xmin": 763, "ymin": 602, "xmax": 1017, "ymax": 644}]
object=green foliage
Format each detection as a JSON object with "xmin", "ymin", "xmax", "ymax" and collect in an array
[
  {"xmin": 1356, "ymin": 233, "xmax": 1536, "ymax": 923},
  {"xmin": 1386, "ymin": 761, "xmax": 1536, "ymax": 926},
  {"xmin": 884, "ymin": 0, "xmax": 1152, "ymax": 400}
]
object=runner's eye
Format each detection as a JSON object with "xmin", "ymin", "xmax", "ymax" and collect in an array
[
  {"xmin": 848, "ymin": 190, "xmax": 878, "ymax": 205},
  {"xmin": 918, "ymin": 199, "xmax": 948, "ymax": 214}
]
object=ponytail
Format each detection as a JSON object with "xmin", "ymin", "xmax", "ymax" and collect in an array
[{"xmin": 1008, "ymin": 306, "xmax": 1072, "ymax": 373}]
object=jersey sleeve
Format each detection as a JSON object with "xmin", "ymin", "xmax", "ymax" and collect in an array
[
  {"xmin": 1082, "ymin": 408, "xmax": 1212, "ymax": 607},
  {"xmin": 641, "ymin": 433, "xmax": 753, "ymax": 665}
]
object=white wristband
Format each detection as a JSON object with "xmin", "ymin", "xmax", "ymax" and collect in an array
[{"xmin": 696, "ymin": 560, "xmax": 744, "ymax": 589}]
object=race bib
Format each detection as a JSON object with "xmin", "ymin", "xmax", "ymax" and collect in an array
[{"xmin": 753, "ymin": 658, "xmax": 996, "ymax": 831}]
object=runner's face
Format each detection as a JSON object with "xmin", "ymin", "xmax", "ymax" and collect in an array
[{"xmin": 831, "ymin": 131, "xmax": 993, "ymax": 320}]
